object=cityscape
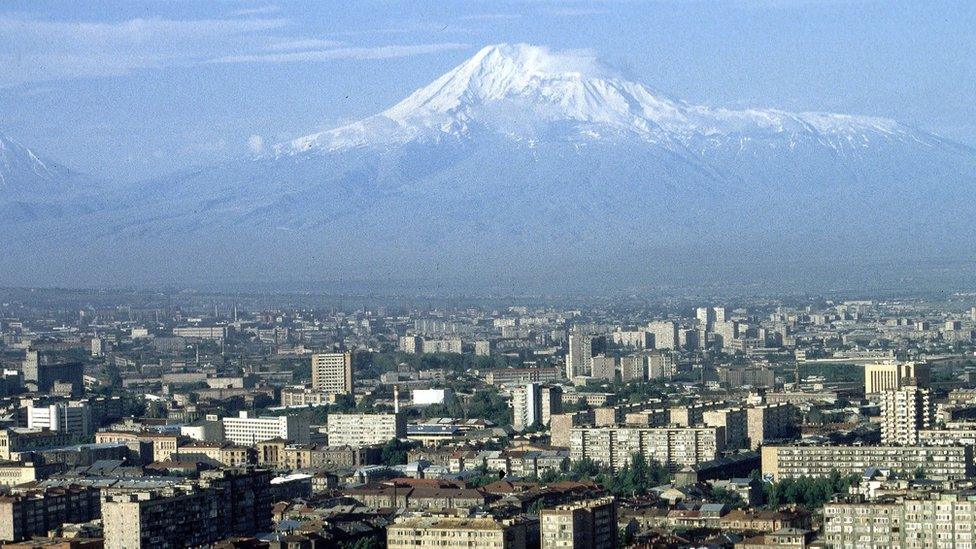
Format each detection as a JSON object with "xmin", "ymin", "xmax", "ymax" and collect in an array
[
  {"xmin": 0, "ymin": 290, "xmax": 975, "ymax": 547},
  {"xmin": 3, "ymin": 1, "xmax": 976, "ymax": 548}
]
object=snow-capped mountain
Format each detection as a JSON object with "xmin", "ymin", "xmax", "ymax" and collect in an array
[
  {"xmin": 275, "ymin": 43, "xmax": 933, "ymax": 157},
  {"xmin": 1, "ymin": 44, "xmax": 975, "ymax": 289},
  {"xmin": 0, "ymin": 132, "xmax": 73, "ymax": 195},
  {"xmin": 0, "ymin": 132, "xmax": 105, "ymax": 223}
]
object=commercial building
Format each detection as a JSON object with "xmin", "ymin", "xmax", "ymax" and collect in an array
[
  {"xmin": 541, "ymin": 496, "xmax": 617, "ymax": 549},
  {"xmin": 412, "ymin": 388, "xmax": 455, "ymax": 406},
  {"xmin": 26, "ymin": 402, "xmax": 93, "ymax": 438},
  {"xmin": 388, "ymin": 515, "xmax": 530, "ymax": 549},
  {"xmin": 881, "ymin": 384, "xmax": 934, "ymax": 445},
  {"xmin": 761, "ymin": 444, "xmax": 975, "ymax": 481},
  {"xmin": 310, "ymin": 352, "xmax": 353, "ymax": 395},
  {"xmin": 221, "ymin": 412, "xmax": 310, "ymax": 445},
  {"xmin": 864, "ymin": 361, "xmax": 930, "ymax": 394},
  {"xmin": 22, "ymin": 359, "xmax": 83, "ymax": 395},
  {"xmin": 172, "ymin": 325, "xmax": 228, "ymax": 340},
  {"xmin": 570, "ymin": 426, "xmax": 725, "ymax": 471},
  {"xmin": 327, "ymin": 413, "xmax": 406, "ymax": 447}
]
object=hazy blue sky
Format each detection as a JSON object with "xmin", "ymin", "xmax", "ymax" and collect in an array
[{"xmin": 1, "ymin": 0, "xmax": 974, "ymax": 182}]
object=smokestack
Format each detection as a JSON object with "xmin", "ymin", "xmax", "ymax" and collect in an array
[{"xmin": 394, "ymin": 385, "xmax": 400, "ymax": 414}]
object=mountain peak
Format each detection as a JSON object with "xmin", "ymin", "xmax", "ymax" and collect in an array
[
  {"xmin": 0, "ymin": 131, "xmax": 74, "ymax": 194},
  {"xmin": 275, "ymin": 44, "xmax": 917, "ymax": 156}
]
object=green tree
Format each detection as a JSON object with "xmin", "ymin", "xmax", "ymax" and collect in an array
[{"xmin": 380, "ymin": 438, "xmax": 414, "ymax": 466}]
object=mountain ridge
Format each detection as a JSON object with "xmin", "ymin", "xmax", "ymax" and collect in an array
[{"xmin": 1, "ymin": 43, "xmax": 975, "ymax": 289}]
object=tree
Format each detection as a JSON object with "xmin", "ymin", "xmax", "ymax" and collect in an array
[
  {"xmin": 711, "ymin": 488, "xmax": 744, "ymax": 508},
  {"xmin": 380, "ymin": 438, "xmax": 414, "ymax": 466}
]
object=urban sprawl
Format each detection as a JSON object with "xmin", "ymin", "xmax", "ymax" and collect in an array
[{"xmin": 1, "ymin": 291, "xmax": 976, "ymax": 548}]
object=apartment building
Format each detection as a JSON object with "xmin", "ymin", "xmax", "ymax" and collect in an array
[
  {"xmin": 513, "ymin": 383, "xmax": 562, "ymax": 431},
  {"xmin": 0, "ymin": 486, "xmax": 100, "ymax": 542},
  {"xmin": 761, "ymin": 444, "xmax": 975, "ymax": 481},
  {"xmin": 541, "ymin": 496, "xmax": 617, "ymax": 549},
  {"xmin": 327, "ymin": 412, "xmax": 406, "ymax": 448},
  {"xmin": 310, "ymin": 352, "xmax": 353, "ymax": 395},
  {"xmin": 703, "ymin": 407, "xmax": 749, "ymax": 449},
  {"xmin": 570, "ymin": 426, "xmax": 725, "ymax": 471},
  {"xmin": 823, "ymin": 491, "xmax": 976, "ymax": 548},
  {"xmin": 881, "ymin": 385, "xmax": 934, "ymax": 445},
  {"xmin": 746, "ymin": 403, "xmax": 798, "ymax": 449},
  {"xmin": 388, "ymin": 515, "xmax": 530, "ymax": 549}
]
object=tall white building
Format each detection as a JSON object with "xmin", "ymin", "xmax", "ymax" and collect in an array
[
  {"xmin": 881, "ymin": 384, "xmax": 934, "ymax": 445},
  {"xmin": 311, "ymin": 352, "xmax": 353, "ymax": 395},
  {"xmin": 26, "ymin": 401, "xmax": 93, "ymax": 437},
  {"xmin": 513, "ymin": 383, "xmax": 562, "ymax": 431},
  {"xmin": 327, "ymin": 413, "xmax": 405, "ymax": 447},
  {"xmin": 647, "ymin": 321, "xmax": 678, "ymax": 350},
  {"xmin": 221, "ymin": 412, "xmax": 310, "ymax": 445},
  {"xmin": 566, "ymin": 334, "xmax": 596, "ymax": 379}
]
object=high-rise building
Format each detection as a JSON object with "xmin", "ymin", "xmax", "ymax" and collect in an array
[
  {"xmin": 566, "ymin": 334, "xmax": 605, "ymax": 379},
  {"xmin": 881, "ymin": 384, "xmax": 934, "ymax": 445},
  {"xmin": 22, "ymin": 355, "xmax": 83, "ymax": 395},
  {"xmin": 513, "ymin": 383, "xmax": 562, "ymax": 431},
  {"xmin": 588, "ymin": 355, "xmax": 616, "ymax": 382},
  {"xmin": 399, "ymin": 335, "xmax": 422, "ymax": 354},
  {"xmin": 696, "ymin": 307, "xmax": 713, "ymax": 327},
  {"xmin": 541, "ymin": 497, "xmax": 618, "ymax": 549},
  {"xmin": 647, "ymin": 321, "xmax": 678, "ymax": 350},
  {"xmin": 90, "ymin": 337, "xmax": 103, "ymax": 357},
  {"xmin": 310, "ymin": 352, "xmax": 353, "ymax": 395},
  {"xmin": 618, "ymin": 355, "xmax": 646, "ymax": 382},
  {"xmin": 327, "ymin": 412, "xmax": 406, "ymax": 447},
  {"xmin": 567, "ymin": 334, "xmax": 592, "ymax": 379},
  {"xmin": 745, "ymin": 403, "xmax": 798, "ymax": 449},
  {"xmin": 864, "ymin": 361, "xmax": 930, "ymax": 394},
  {"xmin": 647, "ymin": 352, "xmax": 675, "ymax": 379},
  {"xmin": 101, "ymin": 467, "xmax": 271, "ymax": 549},
  {"xmin": 0, "ymin": 486, "xmax": 100, "ymax": 543}
]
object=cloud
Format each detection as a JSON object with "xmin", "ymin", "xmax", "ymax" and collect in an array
[
  {"xmin": 212, "ymin": 43, "xmax": 469, "ymax": 64},
  {"xmin": 0, "ymin": 15, "xmax": 288, "ymax": 87},
  {"xmin": 458, "ymin": 14, "xmax": 522, "ymax": 21},
  {"xmin": 545, "ymin": 8, "xmax": 610, "ymax": 16},
  {"xmin": 247, "ymin": 134, "xmax": 264, "ymax": 154},
  {"xmin": 231, "ymin": 5, "xmax": 281, "ymax": 16},
  {"xmin": 268, "ymin": 38, "xmax": 343, "ymax": 51}
]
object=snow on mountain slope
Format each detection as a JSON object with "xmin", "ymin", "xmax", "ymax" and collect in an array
[
  {"xmin": 0, "ymin": 132, "xmax": 72, "ymax": 194},
  {"xmin": 275, "ymin": 43, "xmax": 926, "ymax": 156},
  {"xmin": 2, "ymin": 44, "xmax": 975, "ymax": 289}
]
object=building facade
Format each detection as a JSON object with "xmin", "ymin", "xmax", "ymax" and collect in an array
[{"xmin": 310, "ymin": 352, "xmax": 353, "ymax": 395}]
